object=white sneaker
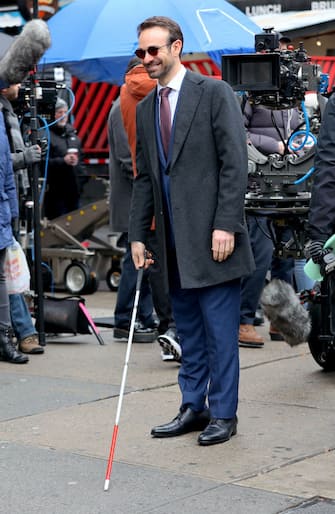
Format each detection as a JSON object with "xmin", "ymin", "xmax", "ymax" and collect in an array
[
  {"xmin": 157, "ymin": 328, "xmax": 182, "ymax": 363},
  {"xmin": 160, "ymin": 348, "xmax": 175, "ymax": 361}
]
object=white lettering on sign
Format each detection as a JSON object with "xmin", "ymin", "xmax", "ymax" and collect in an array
[
  {"xmin": 311, "ymin": 1, "xmax": 335, "ymax": 8},
  {"xmin": 246, "ymin": 4, "xmax": 282, "ymax": 16}
]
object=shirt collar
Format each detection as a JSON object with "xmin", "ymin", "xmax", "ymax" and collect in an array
[{"xmin": 157, "ymin": 65, "xmax": 186, "ymax": 95}]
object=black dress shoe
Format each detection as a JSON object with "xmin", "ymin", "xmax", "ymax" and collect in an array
[
  {"xmin": 151, "ymin": 407, "xmax": 210, "ymax": 438},
  {"xmin": 114, "ymin": 321, "xmax": 158, "ymax": 343},
  {"xmin": 198, "ymin": 416, "xmax": 237, "ymax": 446}
]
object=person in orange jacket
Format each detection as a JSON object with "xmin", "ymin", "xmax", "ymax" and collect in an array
[{"xmin": 119, "ymin": 58, "xmax": 181, "ymax": 362}]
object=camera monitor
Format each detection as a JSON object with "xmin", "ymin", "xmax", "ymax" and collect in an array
[{"xmin": 222, "ymin": 53, "xmax": 281, "ymax": 92}]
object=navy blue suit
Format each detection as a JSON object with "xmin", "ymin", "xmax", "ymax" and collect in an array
[{"xmin": 129, "ymin": 70, "xmax": 254, "ymax": 418}]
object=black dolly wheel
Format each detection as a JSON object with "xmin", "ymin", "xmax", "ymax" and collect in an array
[{"xmin": 308, "ymin": 303, "xmax": 335, "ymax": 371}]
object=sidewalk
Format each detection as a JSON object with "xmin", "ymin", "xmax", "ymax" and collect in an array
[{"xmin": 1, "ymin": 290, "xmax": 335, "ymax": 514}]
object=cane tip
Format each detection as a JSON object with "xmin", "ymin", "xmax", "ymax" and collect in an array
[{"xmin": 104, "ymin": 479, "xmax": 110, "ymax": 491}]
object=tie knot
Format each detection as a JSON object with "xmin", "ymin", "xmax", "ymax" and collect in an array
[{"xmin": 160, "ymin": 87, "xmax": 171, "ymax": 98}]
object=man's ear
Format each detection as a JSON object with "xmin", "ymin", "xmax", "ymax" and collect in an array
[{"xmin": 171, "ymin": 39, "xmax": 183, "ymax": 57}]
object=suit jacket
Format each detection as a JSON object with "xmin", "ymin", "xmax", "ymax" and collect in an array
[{"xmin": 129, "ymin": 70, "xmax": 255, "ymax": 289}]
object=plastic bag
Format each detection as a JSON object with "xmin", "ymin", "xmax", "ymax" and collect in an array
[{"xmin": 4, "ymin": 239, "xmax": 31, "ymax": 294}]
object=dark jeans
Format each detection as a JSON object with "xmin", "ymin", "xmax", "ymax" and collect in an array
[
  {"xmin": 114, "ymin": 241, "xmax": 155, "ymax": 329},
  {"xmin": 0, "ymin": 248, "xmax": 10, "ymax": 329},
  {"xmin": 9, "ymin": 293, "xmax": 37, "ymax": 341},
  {"xmin": 240, "ymin": 216, "xmax": 274, "ymax": 325}
]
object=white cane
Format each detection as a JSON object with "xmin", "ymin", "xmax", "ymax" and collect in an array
[{"xmin": 104, "ymin": 266, "xmax": 144, "ymax": 491}]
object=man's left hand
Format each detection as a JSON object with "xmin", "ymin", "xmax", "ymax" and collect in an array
[{"xmin": 212, "ymin": 230, "xmax": 235, "ymax": 262}]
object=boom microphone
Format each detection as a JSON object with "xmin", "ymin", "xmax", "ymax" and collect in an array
[
  {"xmin": 0, "ymin": 19, "xmax": 51, "ymax": 87},
  {"xmin": 261, "ymin": 279, "xmax": 311, "ymax": 346}
]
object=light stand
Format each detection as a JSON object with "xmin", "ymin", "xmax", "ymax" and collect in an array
[{"xmin": 30, "ymin": 0, "xmax": 45, "ymax": 345}]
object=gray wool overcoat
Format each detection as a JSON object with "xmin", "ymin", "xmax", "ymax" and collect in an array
[{"xmin": 129, "ymin": 70, "xmax": 255, "ymax": 290}]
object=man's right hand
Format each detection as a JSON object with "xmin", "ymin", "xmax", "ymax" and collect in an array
[{"xmin": 131, "ymin": 241, "xmax": 154, "ymax": 270}]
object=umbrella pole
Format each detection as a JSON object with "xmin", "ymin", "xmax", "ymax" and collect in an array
[{"xmin": 104, "ymin": 267, "xmax": 144, "ymax": 491}]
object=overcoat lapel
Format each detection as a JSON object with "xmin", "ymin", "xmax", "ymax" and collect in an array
[
  {"xmin": 170, "ymin": 73, "xmax": 203, "ymax": 170},
  {"xmin": 141, "ymin": 91, "xmax": 161, "ymax": 179}
]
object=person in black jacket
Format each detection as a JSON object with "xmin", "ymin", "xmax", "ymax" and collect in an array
[
  {"xmin": 44, "ymin": 97, "xmax": 85, "ymax": 219},
  {"xmin": 306, "ymin": 93, "xmax": 335, "ymax": 263}
]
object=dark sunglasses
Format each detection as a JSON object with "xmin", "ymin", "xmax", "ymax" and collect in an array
[{"xmin": 134, "ymin": 43, "xmax": 171, "ymax": 59}]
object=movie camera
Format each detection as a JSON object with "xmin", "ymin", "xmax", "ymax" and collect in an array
[
  {"xmin": 222, "ymin": 30, "xmax": 335, "ymax": 372},
  {"xmin": 13, "ymin": 77, "xmax": 66, "ymax": 121},
  {"xmin": 221, "ymin": 29, "xmax": 329, "ymax": 260},
  {"xmin": 222, "ymin": 28, "xmax": 328, "ymax": 110}
]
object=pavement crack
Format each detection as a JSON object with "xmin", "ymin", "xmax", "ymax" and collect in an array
[
  {"xmin": 241, "ymin": 353, "xmax": 309, "ymax": 370},
  {"xmin": 232, "ymin": 446, "xmax": 335, "ymax": 483}
]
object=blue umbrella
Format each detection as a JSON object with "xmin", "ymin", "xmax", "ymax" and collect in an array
[{"xmin": 40, "ymin": 0, "xmax": 260, "ymax": 84}]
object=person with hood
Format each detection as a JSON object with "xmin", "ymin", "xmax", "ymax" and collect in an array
[
  {"xmin": 108, "ymin": 61, "xmax": 158, "ymax": 344},
  {"xmin": 119, "ymin": 57, "xmax": 181, "ymax": 361}
]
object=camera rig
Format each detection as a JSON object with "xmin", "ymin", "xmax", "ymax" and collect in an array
[
  {"xmin": 222, "ymin": 29, "xmax": 335, "ymax": 371},
  {"xmin": 13, "ymin": 78, "xmax": 66, "ymax": 121},
  {"xmin": 221, "ymin": 28, "xmax": 328, "ymax": 261},
  {"xmin": 222, "ymin": 28, "xmax": 328, "ymax": 110}
]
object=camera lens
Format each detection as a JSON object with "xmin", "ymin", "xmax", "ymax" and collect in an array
[{"xmin": 256, "ymin": 42, "xmax": 265, "ymax": 52}]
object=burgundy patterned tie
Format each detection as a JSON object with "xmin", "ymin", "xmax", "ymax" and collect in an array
[{"xmin": 159, "ymin": 87, "xmax": 171, "ymax": 158}]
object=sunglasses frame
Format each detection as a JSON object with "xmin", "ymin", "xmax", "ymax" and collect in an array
[{"xmin": 134, "ymin": 43, "xmax": 172, "ymax": 59}]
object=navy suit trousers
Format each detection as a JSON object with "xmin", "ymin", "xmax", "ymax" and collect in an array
[{"xmin": 169, "ymin": 251, "xmax": 240, "ymax": 418}]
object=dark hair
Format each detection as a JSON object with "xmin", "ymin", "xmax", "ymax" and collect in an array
[{"xmin": 137, "ymin": 16, "xmax": 184, "ymax": 54}]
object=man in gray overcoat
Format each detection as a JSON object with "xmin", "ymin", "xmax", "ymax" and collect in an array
[{"xmin": 129, "ymin": 16, "xmax": 254, "ymax": 446}]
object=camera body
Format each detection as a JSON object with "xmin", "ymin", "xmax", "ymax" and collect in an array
[
  {"xmin": 13, "ymin": 79, "xmax": 66, "ymax": 121},
  {"xmin": 222, "ymin": 29, "xmax": 328, "ymax": 110}
]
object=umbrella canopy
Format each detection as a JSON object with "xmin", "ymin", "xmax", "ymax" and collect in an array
[
  {"xmin": 40, "ymin": 0, "xmax": 260, "ymax": 84},
  {"xmin": 0, "ymin": 32, "xmax": 14, "ymax": 61}
]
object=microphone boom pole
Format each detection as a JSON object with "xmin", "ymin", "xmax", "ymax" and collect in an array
[{"xmin": 30, "ymin": 0, "xmax": 46, "ymax": 345}]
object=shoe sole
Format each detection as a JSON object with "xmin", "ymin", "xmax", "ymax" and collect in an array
[
  {"xmin": 198, "ymin": 427, "xmax": 237, "ymax": 446},
  {"xmin": 0, "ymin": 355, "xmax": 29, "ymax": 364},
  {"xmin": 157, "ymin": 335, "xmax": 181, "ymax": 362},
  {"xmin": 20, "ymin": 348, "xmax": 44, "ymax": 354},
  {"xmin": 239, "ymin": 341, "xmax": 264, "ymax": 348},
  {"xmin": 160, "ymin": 351, "xmax": 175, "ymax": 361},
  {"xmin": 114, "ymin": 328, "xmax": 158, "ymax": 343},
  {"xmin": 151, "ymin": 421, "xmax": 210, "ymax": 438},
  {"xmin": 269, "ymin": 333, "xmax": 285, "ymax": 341}
]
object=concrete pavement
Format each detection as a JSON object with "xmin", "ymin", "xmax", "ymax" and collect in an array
[{"xmin": 1, "ymin": 289, "xmax": 335, "ymax": 514}]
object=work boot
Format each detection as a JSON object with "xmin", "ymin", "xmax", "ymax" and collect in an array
[
  {"xmin": 19, "ymin": 334, "xmax": 44, "ymax": 354},
  {"xmin": 239, "ymin": 324, "xmax": 264, "ymax": 348},
  {"xmin": 0, "ymin": 326, "xmax": 29, "ymax": 364}
]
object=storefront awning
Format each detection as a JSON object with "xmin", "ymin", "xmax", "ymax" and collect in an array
[{"xmin": 252, "ymin": 9, "xmax": 335, "ymax": 38}]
